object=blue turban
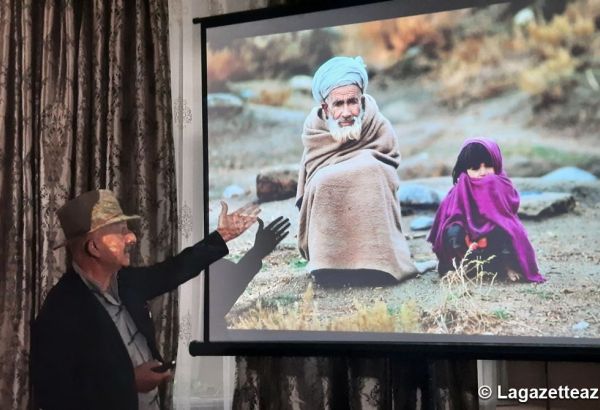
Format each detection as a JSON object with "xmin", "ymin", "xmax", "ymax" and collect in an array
[{"xmin": 311, "ymin": 56, "xmax": 368, "ymax": 103}]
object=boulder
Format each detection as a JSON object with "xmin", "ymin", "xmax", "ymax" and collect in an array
[
  {"xmin": 397, "ymin": 184, "xmax": 441, "ymax": 209},
  {"xmin": 513, "ymin": 8, "xmax": 535, "ymax": 27},
  {"xmin": 541, "ymin": 167, "xmax": 597, "ymax": 182},
  {"xmin": 414, "ymin": 259, "xmax": 438, "ymax": 274},
  {"xmin": 504, "ymin": 155, "xmax": 555, "ymax": 177},
  {"xmin": 518, "ymin": 192, "xmax": 575, "ymax": 219},
  {"xmin": 223, "ymin": 185, "xmax": 246, "ymax": 199},
  {"xmin": 397, "ymin": 152, "xmax": 450, "ymax": 180},
  {"xmin": 256, "ymin": 165, "xmax": 300, "ymax": 203},
  {"xmin": 289, "ymin": 75, "xmax": 313, "ymax": 94},
  {"xmin": 207, "ymin": 93, "xmax": 244, "ymax": 118},
  {"xmin": 410, "ymin": 216, "xmax": 434, "ymax": 231},
  {"xmin": 248, "ymin": 104, "xmax": 306, "ymax": 124}
]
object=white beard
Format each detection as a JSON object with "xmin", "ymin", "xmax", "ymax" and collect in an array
[{"xmin": 327, "ymin": 109, "xmax": 364, "ymax": 144}]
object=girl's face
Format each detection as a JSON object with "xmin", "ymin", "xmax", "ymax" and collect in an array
[{"xmin": 467, "ymin": 162, "xmax": 495, "ymax": 179}]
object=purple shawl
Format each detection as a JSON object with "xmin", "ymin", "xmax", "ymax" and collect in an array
[{"xmin": 427, "ymin": 138, "xmax": 545, "ymax": 282}]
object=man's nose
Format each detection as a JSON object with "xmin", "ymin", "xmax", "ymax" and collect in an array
[
  {"xmin": 341, "ymin": 104, "xmax": 352, "ymax": 117},
  {"xmin": 125, "ymin": 231, "xmax": 137, "ymax": 245}
]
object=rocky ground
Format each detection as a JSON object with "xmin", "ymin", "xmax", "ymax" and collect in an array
[{"xmin": 207, "ymin": 78, "xmax": 600, "ymax": 339}]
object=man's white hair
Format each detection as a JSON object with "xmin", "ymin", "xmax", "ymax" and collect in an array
[{"xmin": 326, "ymin": 105, "xmax": 364, "ymax": 144}]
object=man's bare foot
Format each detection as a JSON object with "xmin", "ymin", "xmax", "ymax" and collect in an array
[{"xmin": 507, "ymin": 268, "xmax": 521, "ymax": 282}]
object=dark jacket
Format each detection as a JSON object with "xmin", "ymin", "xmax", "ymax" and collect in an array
[{"xmin": 31, "ymin": 231, "xmax": 228, "ymax": 410}]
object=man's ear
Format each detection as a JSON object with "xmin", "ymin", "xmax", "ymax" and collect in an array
[
  {"xmin": 321, "ymin": 103, "xmax": 329, "ymax": 119},
  {"xmin": 85, "ymin": 239, "xmax": 101, "ymax": 258}
]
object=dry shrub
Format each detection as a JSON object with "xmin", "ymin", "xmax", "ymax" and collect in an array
[
  {"xmin": 258, "ymin": 88, "xmax": 292, "ymax": 106},
  {"xmin": 229, "ymin": 282, "xmax": 320, "ymax": 331},
  {"xmin": 206, "ymin": 47, "xmax": 244, "ymax": 90},
  {"xmin": 433, "ymin": 0, "xmax": 599, "ymax": 108},
  {"xmin": 229, "ymin": 281, "xmax": 421, "ymax": 333},
  {"xmin": 398, "ymin": 299, "xmax": 421, "ymax": 332},
  {"xmin": 327, "ymin": 301, "xmax": 395, "ymax": 332},
  {"xmin": 423, "ymin": 251, "xmax": 503, "ymax": 334},
  {"xmin": 340, "ymin": 12, "xmax": 461, "ymax": 70},
  {"xmin": 527, "ymin": 14, "xmax": 594, "ymax": 51},
  {"xmin": 226, "ymin": 79, "xmax": 293, "ymax": 106},
  {"xmin": 518, "ymin": 4, "xmax": 596, "ymax": 96},
  {"xmin": 435, "ymin": 34, "xmax": 526, "ymax": 108},
  {"xmin": 518, "ymin": 48, "xmax": 577, "ymax": 95}
]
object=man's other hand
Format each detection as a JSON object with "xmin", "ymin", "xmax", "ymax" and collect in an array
[
  {"xmin": 134, "ymin": 361, "xmax": 173, "ymax": 393},
  {"xmin": 217, "ymin": 201, "xmax": 260, "ymax": 242}
]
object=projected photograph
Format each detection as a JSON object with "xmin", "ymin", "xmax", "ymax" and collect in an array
[{"xmin": 206, "ymin": 0, "xmax": 600, "ymax": 342}]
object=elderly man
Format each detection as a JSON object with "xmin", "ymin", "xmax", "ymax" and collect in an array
[
  {"xmin": 31, "ymin": 190, "xmax": 258, "ymax": 410},
  {"xmin": 296, "ymin": 56, "xmax": 417, "ymax": 286}
]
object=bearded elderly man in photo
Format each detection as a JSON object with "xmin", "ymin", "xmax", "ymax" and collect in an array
[{"xmin": 296, "ymin": 56, "xmax": 418, "ymax": 287}]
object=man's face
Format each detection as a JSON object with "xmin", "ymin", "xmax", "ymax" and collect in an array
[
  {"xmin": 321, "ymin": 84, "xmax": 364, "ymax": 143},
  {"xmin": 88, "ymin": 221, "xmax": 137, "ymax": 270},
  {"xmin": 322, "ymin": 84, "xmax": 362, "ymax": 124}
]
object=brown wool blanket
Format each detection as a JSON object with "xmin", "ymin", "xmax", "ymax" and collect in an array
[{"xmin": 296, "ymin": 94, "xmax": 417, "ymax": 280}]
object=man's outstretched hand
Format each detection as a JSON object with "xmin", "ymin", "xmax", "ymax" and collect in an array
[
  {"xmin": 217, "ymin": 201, "xmax": 260, "ymax": 242},
  {"xmin": 253, "ymin": 216, "xmax": 291, "ymax": 259}
]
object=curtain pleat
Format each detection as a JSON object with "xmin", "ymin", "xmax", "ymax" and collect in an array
[{"xmin": 0, "ymin": 1, "xmax": 177, "ymax": 409}]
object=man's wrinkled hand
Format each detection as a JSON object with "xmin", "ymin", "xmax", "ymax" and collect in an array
[
  {"xmin": 134, "ymin": 361, "xmax": 173, "ymax": 393},
  {"xmin": 217, "ymin": 201, "xmax": 260, "ymax": 242},
  {"xmin": 253, "ymin": 216, "xmax": 290, "ymax": 259}
]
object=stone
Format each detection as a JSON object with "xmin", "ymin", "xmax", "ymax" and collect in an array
[
  {"xmin": 410, "ymin": 216, "xmax": 434, "ymax": 231},
  {"xmin": 256, "ymin": 165, "xmax": 300, "ymax": 203},
  {"xmin": 513, "ymin": 8, "xmax": 535, "ymax": 26},
  {"xmin": 518, "ymin": 192, "xmax": 575, "ymax": 219},
  {"xmin": 207, "ymin": 93, "xmax": 244, "ymax": 117},
  {"xmin": 415, "ymin": 260, "xmax": 438, "ymax": 274},
  {"xmin": 397, "ymin": 184, "xmax": 441, "ymax": 208},
  {"xmin": 504, "ymin": 155, "xmax": 555, "ymax": 177},
  {"xmin": 223, "ymin": 185, "xmax": 246, "ymax": 199},
  {"xmin": 541, "ymin": 167, "xmax": 597, "ymax": 182},
  {"xmin": 397, "ymin": 152, "xmax": 450, "ymax": 180},
  {"xmin": 289, "ymin": 75, "xmax": 313, "ymax": 94},
  {"xmin": 572, "ymin": 321, "xmax": 589, "ymax": 331}
]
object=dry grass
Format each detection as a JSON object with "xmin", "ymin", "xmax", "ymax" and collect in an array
[
  {"xmin": 229, "ymin": 249, "xmax": 508, "ymax": 335},
  {"xmin": 258, "ymin": 88, "xmax": 292, "ymax": 106},
  {"xmin": 206, "ymin": 47, "xmax": 244, "ymax": 90},
  {"xmin": 228, "ymin": 281, "xmax": 421, "ymax": 333},
  {"xmin": 517, "ymin": 5, "xmax": 595, "ymax": 96},
  {"xmin": 435, "ymin": 34, "xmax": 523, "ymax": 108},
  {"xmin": 434, "ymin": 0, "xmax": 599, "ymax": 107},
  {"xmin": 422, "ymin": 251, "xmax": 504, "ymax": 334},
  {"xmin": 341, "ymin": 13, "xmax": 453, "ymax": 70},
  {"xmin": 229, "ymin": 281, "xmax": 319, "ymax": 331}
]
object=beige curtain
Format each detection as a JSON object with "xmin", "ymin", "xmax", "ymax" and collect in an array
[{"xmin": 0, "ymin": 0, "xmax": 177, "ymax": 409}]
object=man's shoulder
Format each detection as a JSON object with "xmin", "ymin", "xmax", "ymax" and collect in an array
[{"xmin": 35, "ymin": 271, "xmax": 89, "ymax": 324}]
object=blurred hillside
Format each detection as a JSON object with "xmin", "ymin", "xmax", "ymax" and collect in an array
[{"xmin": 207, "ymin": 0, "xmax": 600, "ymax": 131}]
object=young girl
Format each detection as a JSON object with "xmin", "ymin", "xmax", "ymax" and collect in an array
[{"xmin": 427, "ymin": 138, "xmax": 545, "ymax": 283}]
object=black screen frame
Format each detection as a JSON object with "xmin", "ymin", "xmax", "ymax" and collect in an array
[{"xmin": 190, "ymin": 0, "xmax": 600, "ymax": 360}]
